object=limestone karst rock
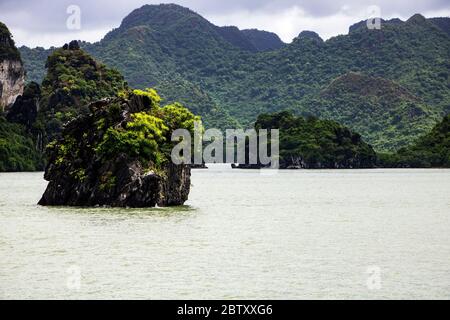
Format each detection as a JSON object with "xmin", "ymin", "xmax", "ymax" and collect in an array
[
  {"xmin": 39, "ymin": 90, "xmax": 197, "ymax": 207},
  {"xmin": 0, "ymin": 22, "xmax": 25, "ymax": 112}
]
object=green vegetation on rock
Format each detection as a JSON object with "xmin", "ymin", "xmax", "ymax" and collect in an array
[
  {"xmin": 0, "ymin": 22, "xmax": 21, "ymax": 61},
  {"xmin": 255, "ymin": 111, "xmax": 377, "ymax": 169},
  {"xmin": 39, "ymin": 88, "xmax": 198, "ymax": 207},
  {"xmin": 37, "ymin": 41, "xmax": 128, "ymax": 142}
]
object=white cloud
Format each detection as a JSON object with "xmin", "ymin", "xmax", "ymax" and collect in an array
[
  {"xmin": 422, "ymin": 8, "xmax": 450, "ymax": 18},
  {"xmin": 206, "ymin": 6, "xmax": 372, "ymax": 42},
  {"xmin": 10, "ymin": 27, "xmax": 111, "ymax": 48},
  {"xmin": 207, "ymin": 6, "xmax": 450, "ymax": 43}
]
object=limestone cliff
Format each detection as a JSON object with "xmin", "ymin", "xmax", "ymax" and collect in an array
[
  {"xmin": 39, "ymin": 89, "xmax": 198, "ymax": 207},
  {"xmin": 0, "ymin": 22, "xmax": 25, "ymax": 112}
]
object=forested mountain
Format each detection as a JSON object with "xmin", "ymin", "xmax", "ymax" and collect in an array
[
  {"xmin": 18, "ymin": 4, "xmax": 450, "ymax": 151},
  {"xmin": 87, "ymin": 4, "xmax": 243, "ymax": 129}
]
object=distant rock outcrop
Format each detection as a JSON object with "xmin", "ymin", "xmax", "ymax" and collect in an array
[
  {"xmin": 0, "ymin": 22, "xmax": 25, "ymax": 112},
  {"xmin": 216, "ymin": 26, "xmax": 258, "ymax": 52},
  {"xmin": 295, "ymin": 31, "xmax": 323, "ymax": 42},
  {"xmin": 6, "ymin": 81, "xmax": 41, "ymax": 130},
  {"xmin": 217, "ymin": 27, "xmax": 285, "ymax": 52},
  {"xmin": 265, "ymin": 111, "xmax": 377, "ymax": 169},
  {"xmin": 234, "ymin": 111, "xmax": 377, "ymax": 170},
  {"xmin": 241, "ymin": 29, "xmax": 285, "ymax": 52}
]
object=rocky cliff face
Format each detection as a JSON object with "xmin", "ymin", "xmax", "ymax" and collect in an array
[
  {"xmin": 39, "ymin": 91, "xmax": 196, "ymax": 208},
  {"xmin": 39, "ymin": 152, "xmax": 190, "ymax": 207},
  {"xmin": 0, "ymin": 55, "xmax": 25, "ymax": 112},
  {"xmin": 0, "ymin": 22, "xmax": 25, "ymax": 112}
]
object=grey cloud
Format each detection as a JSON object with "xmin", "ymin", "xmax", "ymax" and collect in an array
[{"xmin": 0, "ymin": 0, "xmax": 448, "ymax": 47}]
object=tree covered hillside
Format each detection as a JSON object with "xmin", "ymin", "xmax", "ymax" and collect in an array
[
  {"xmin": 18, "ymin": 5, "xmax": 450, "ymax": 151},
  {"xmin": 380, "ymin": 114, "xmax": 450, "ymax": 168},
  {"xmin": 315, "ymin": 72, "xmax": 440, "ymax": 151}
]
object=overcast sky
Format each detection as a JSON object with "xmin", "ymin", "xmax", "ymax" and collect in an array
[{"xmin": 0, "ymin": 0, "xmax": 449, "ymax": 48}]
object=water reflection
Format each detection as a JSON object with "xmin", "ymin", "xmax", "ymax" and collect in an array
[{"xmin": 42, "ymin": 204, "xmax": 198, "ymax": 219}]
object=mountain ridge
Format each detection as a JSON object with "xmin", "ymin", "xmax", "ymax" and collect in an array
[{"xmin": 13, "ymin": 4, "xmax": 450, "ymax": 151}]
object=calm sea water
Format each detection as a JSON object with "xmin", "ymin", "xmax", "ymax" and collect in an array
[{"xmin": 0, "ymin": 166, "xmax": 449, "ymax": 299}]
